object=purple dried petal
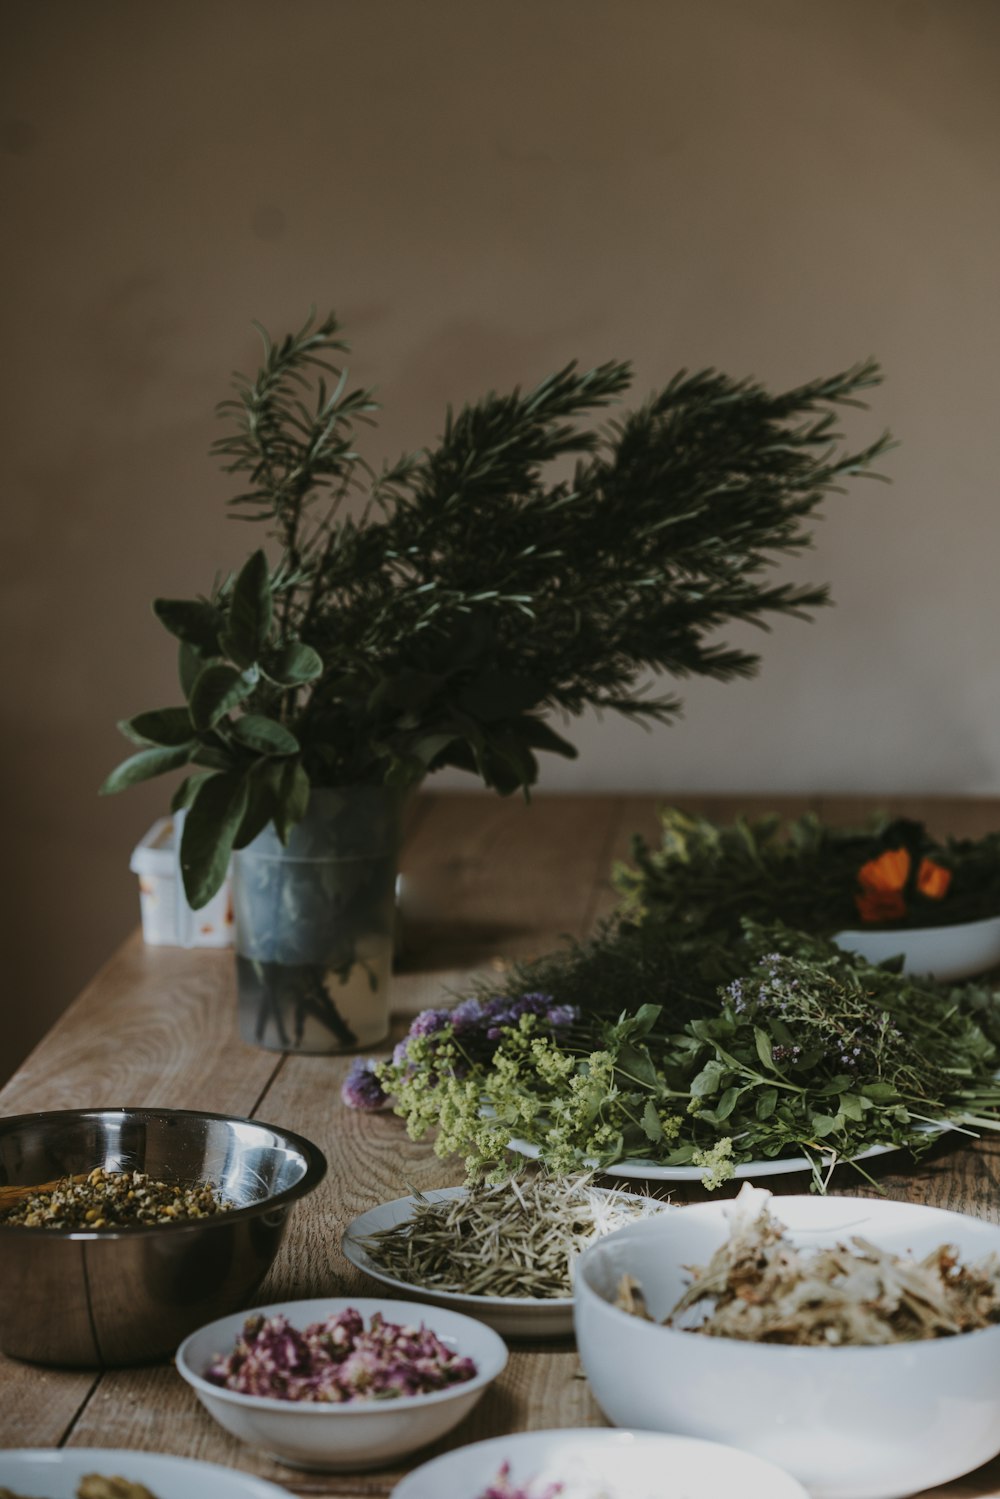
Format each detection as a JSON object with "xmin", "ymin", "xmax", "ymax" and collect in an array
[{"xmin": 340, "ymin": 1058, "xmax": 390, "ymax": 1112}]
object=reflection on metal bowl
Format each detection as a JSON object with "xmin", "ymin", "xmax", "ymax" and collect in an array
[{"xmin": 0, "ymin": 1107, "xmax": 326, "ymax": 1367}]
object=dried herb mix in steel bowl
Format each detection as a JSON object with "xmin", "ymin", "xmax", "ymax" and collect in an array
[{"xmin": 0, "ymin": 1167, "xmax": 233, "ymax": 1230}]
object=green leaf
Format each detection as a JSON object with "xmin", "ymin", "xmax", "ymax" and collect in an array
[
  {"xmin": 119, "ymin": 708, "xmax": 194, "ymax": 747},
  {"xmin": 154, "ymin": 598, "xmax": 223, "ymax": 653},
  {"xmin": 714, "ymin": 1085, "xmax": 742, "ymax": 1121},
  {"xmin": 232, "ymin": 762, "xmax": 282, "ymax": 850},
  {"xmin": 458, "ymin": 672, "xmax": 545, "ymax": 723},
  {"xmin": 230, "ymin": 715, "xmax": 300, "ymax": 756},
  {"xmin": 809, "ymin": 1112, "xmax": 843, "ymax": 1137},
  {"xmin": 755, "ymin": 1087, "xmax": 778, "ymax": 1121},
  {"xmin": 641, "ymin": 1099, "xmax": 664, "ymax": 1143},
  {"xmin": 274, "ymin": 759, "xmax": 311, "ymax": 842},
  {"xmin": 517, "ymin": 716, "xmax": 578, "ymax": 759},
  {"xmin": 178, "ymin": 641, "xmax": 203, "ymax": 697},
  {"xmin": 171, "ymin": 772, "xmax": 213, "ymax": 813},
  {"xmin": 221, "ymin": 550, "xmax": 272, "ymax": 668},
  {"xmin": 262, "ymin": 642, "xmax": 323, "ymax": 686},
  {"xmin": 754, "ymin": 1026, "xmax": 774, "ymax": 1071},
  {"xmin": 189, "ymin": 663, "xmax": 255, "ymax": 731},
  {"xmin": 180, "ymin": 771, "xmax": 250, "ymax": 907},
  {"xmin": 99, "ymin": 744, "xmax": 192, "ymax": 795},
  {"xmin": 690, "ymin": 1059, "xmax": 727, "ymax": 1099}
]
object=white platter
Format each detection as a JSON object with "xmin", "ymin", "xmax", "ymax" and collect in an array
[
  {"xmin": 391, "ymin": 1427, "xmax": 808, "ymax": 1499},
  {"xmin": 0, "ymin": 1450, "xmax": 293, "ymax": 1499},
  {"xmin": 342, "ymin": 1186, "xmax": 669, "ymax": 1338},
  {"xmin": 832, "ymin": 913, "xmax": 1000, "ymax": 982},
  {"xmin": 506, "ymin": 1131, "xmax": 943, "ymax": 1183}
]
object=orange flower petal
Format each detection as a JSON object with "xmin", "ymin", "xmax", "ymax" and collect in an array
[
  {"xmin": 855, "ymin": 889, "xmax": 908, "ymax": 923},
  {"xmin": 857, "ymin": 847, "xmax": 911, "ymax": 895},
  {"xmin": 917, "ymin": 857, "xmax": 952, "ymax": 900}
]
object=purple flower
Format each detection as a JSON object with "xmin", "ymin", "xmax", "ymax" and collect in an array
[
  {"xmin": 544, "ymin": 1004, "xmax": 579, "ymax": 1029},
  {"xmin": 340, "ymin": 1058, "xmax": 390, "ymax": 1112}
]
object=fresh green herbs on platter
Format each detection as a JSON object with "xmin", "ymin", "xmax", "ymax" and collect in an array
[
  {"xmin": 343, "ymin": 919, "xmax": 1000, "ymax": 1190},
  {"xmin": 354, "ymin": 1175, "xmax": 665, "ymax": 1300},
  {"xmin": 615, "ymin": 808, "xmax": 1000, "ymax": 935}
]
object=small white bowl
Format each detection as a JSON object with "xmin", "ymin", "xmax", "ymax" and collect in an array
[
  {"xmin": 343, "ymin": 1186, "xmax": 669, "ymax": 1338},
  {"xmin": 575, "ymin": 1195, "xmax": 1000, "ymax": 1499},
  {"xmin": 832, "ymin": 913, "xmax": 1000, "ymax": 981},
  {"xmin": 391, "ymin": 1427, "xmax": 808, "ymax": 1499},
  {"xmin": 176, "ymin": 1295, "xmax": 507, "ymax": 1471}
]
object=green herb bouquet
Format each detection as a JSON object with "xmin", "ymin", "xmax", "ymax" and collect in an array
[
  {"xmin": 345, "ymin": 915, "xmax": 1000, "ymax": 1191},
  {"xmin": 614, "ymin": 809, "xmax": 1000, "ymax": 934},
  {"xmin": 102, "ymin": 311, "xmax": 890, "ymax": 911}
]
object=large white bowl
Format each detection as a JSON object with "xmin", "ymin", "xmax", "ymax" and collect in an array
[
  {"xmin": 0, "ymin": 1449, "xmax": 292, "ymax": 1499},
  {"xmin": 832, "ymin": 913, "xmax": 1000, "ymax": 981},
  {"xmin": 574, "ymin": 1195, "xmax": 1000, "ymax": 1499},
  {"xmin": 176, "ymin": 1295, "xmax": 507, "ymax": 1471},
  {"xmin": 391, "ymin": 1427, "xmax": 808, "ymax": 1498}
]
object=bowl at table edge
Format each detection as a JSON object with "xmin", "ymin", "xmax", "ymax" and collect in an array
[
  {"xmin": 574, "ymin": 1194, "xmax": 1000, "ymax": 1499},
  {"xmin": 832, "ymin": 912, "xmax": 1000, "ymax": 980},
  {"xmin": 0, "ymin": 1107, "xmax": 326, "ymax": 1367},
  {"xmin": 175, "ymin": 1295, "xmax": 508, "ymax": 1471},
  {"xmin": 391, "ymin": 1428, "xmax": 808, "ymax": 1499},
  {"xmin": 0, "ymin": 1448, "xmax": 296, "ymax": 1499}
]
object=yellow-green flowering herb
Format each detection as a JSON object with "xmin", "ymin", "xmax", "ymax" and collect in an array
[{"xmin": 373, "ymin": 919, "xmax": 1000, "ymax": 1192}]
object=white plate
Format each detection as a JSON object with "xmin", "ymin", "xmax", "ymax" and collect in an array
[
  {"xmin": 391, "ymin": 1427, "xmax": 808, "ymax": 1499},
  {"xmin": 833, "ymin": 913, "xmax": 1000, "ymax": 981},
  {"xmin": 506, "ymin": 1131, "xmax": 942, "ymax": 1182},
  {"xmin": 342, "ymin": 1186, "xmax": 669, "ymax": 1337},
  {"xmin": 0, "ymin": 1450, "xmax": 292, "ymax": 1499}
]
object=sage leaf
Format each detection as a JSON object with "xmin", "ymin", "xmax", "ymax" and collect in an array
[
  {"xmin": 221, "ymin": 550, "xmax": 272, "ymax": 667},
  {"xmin": 154, "ymin": 598, "xmax": 223, "ymax": 653},
  {"xmin": 230, "ymin": 715, "xmax": 300, "ymax": 756},
  {"xmin": 119, "ymin": 707, "xmax": 194, "ymax": 747},
  {"xmin": 189, "ymin": 663, "xmax": 255, "ymax": 731},
  {"xmin": 99, "ymin": 744, "xmax": 192, "ymax": 795},
  {"xmin": 262, "ymin": 642, "xmax": 323, "ymax": 686},
  {"xmin": 180, "ymin": 771, "xmax": 249, "ymax": 907}
]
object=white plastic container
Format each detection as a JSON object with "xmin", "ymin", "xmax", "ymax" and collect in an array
[{"xmin": 130, "ymin": 815, "xmax": 233, "ymax": 948}]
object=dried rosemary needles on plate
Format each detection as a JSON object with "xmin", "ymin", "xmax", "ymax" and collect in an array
[{"xmin": 353, "ymin": 1173, "xmax": 666, "ymax": 1300}]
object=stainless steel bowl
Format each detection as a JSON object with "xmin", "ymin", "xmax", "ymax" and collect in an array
[{"xmin": 0, "ymin": 1107, "xmax": 327, "ymax": 1367}]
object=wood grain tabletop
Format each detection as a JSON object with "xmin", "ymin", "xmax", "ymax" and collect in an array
[{"xmin": 3, "ymin": 793, "xmax": 1000, "ymax": 1498}]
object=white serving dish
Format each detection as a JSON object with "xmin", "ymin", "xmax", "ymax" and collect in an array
[
  {"xmin": 176, "ymin": 1295, "xmax": 507, "ymax": 1472},
  {"xmin": 391, "ymin": 1427, "xmax": 808, "ymax": 1499},
  {"xmin": 342, "ymin": 1185, "xmax": 669, "ymax": 1338},
  {"xmin": 0, "ymin": 1449, "xmax": 291, "ymax": 1499},
  {"xmin": 574, "ymin": 1194, "xmax": 1000, "ymax": 1499},
  {"xmin": 832, "ymin": 913, "xmax": 1000, "ymax": 981}
]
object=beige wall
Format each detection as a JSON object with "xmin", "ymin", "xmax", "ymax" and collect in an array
[{"xmin": 3, "ymin": 0, "xmax": 999, "ymax": 1080}]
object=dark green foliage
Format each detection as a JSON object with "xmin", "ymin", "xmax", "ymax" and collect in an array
[
  {"xmin": 103, "ymin": 311, "xmax": 891, "ymax": 906},
  {"xmin": 614, "ymin": 808, "xmax": 1000, "ymax": 933}
]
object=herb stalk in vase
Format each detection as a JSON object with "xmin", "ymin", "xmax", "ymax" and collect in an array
[{"xmin": 102, "ymin": 310, "xmax": 890, "ymax": 1052}]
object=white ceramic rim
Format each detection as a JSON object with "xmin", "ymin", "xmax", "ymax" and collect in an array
[
  {"xmin": 390, "ymin": 1425, "xmax": 810, "ymax": 1498},
  {"xmin": 176, "ymin": 1295, "xmax": 508, "ymax": 1416},
  {"xmin": 0, "ymin": 1449, "xmax": 294, "ymax": 1499},
  {"xmin": 575, "ymin": 1194, "xmax": 1000, "ymax": 1354},
  {"xmin": 505, "ymin": 1128, "xmax": 944, "ymax": 1181}
]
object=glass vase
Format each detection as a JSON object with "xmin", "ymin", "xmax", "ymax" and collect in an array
[{"xmin": 231, "ymin": 786, "xmax": 400, "ymax": 1054}]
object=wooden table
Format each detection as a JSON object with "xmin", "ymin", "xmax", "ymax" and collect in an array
[{"xmin": 4, "ymin": 792, "xmax": 1000, "ymax": 1498}]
